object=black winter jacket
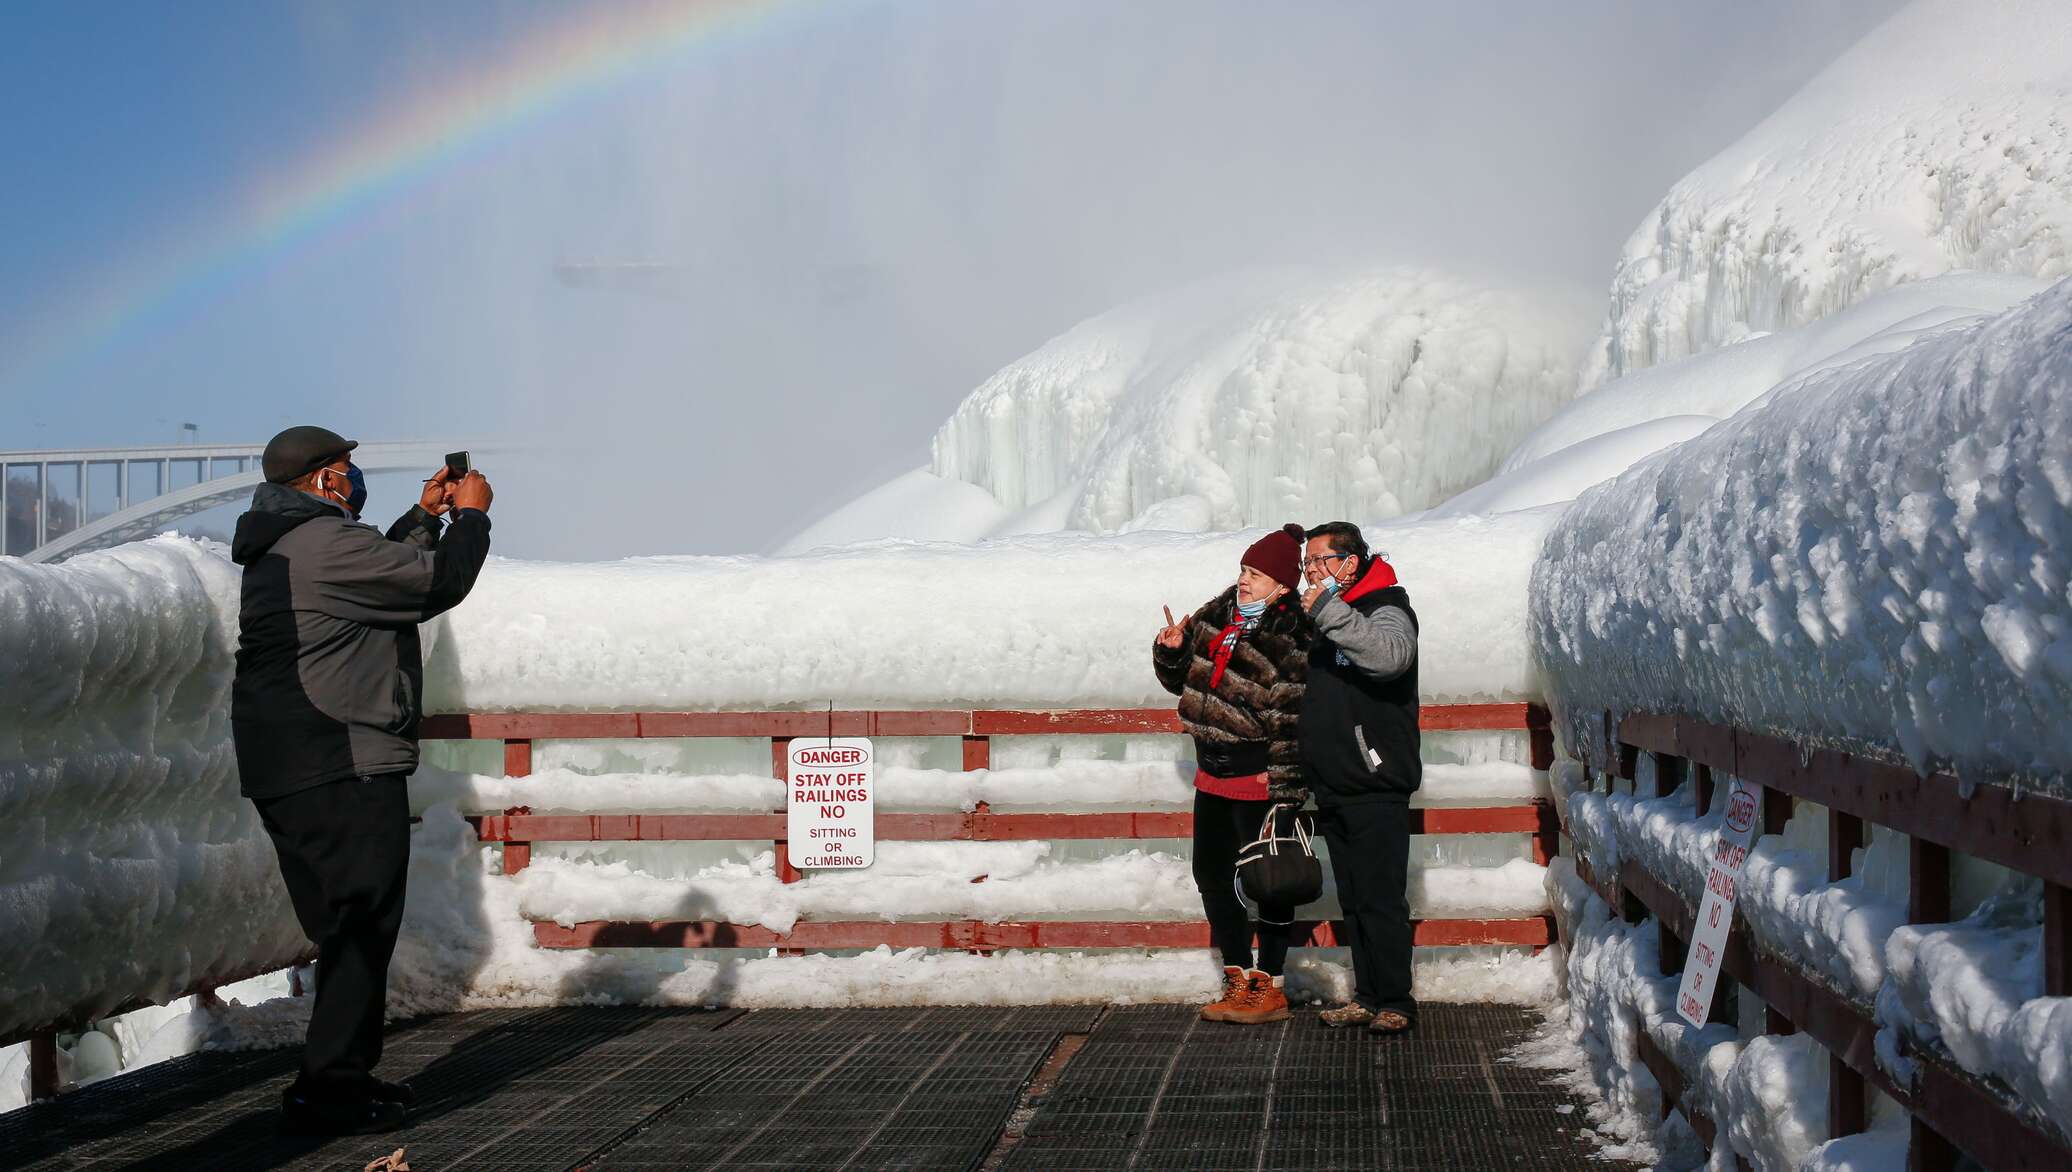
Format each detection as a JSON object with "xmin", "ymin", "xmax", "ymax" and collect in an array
[
  {"xmin": 230, "ymin": 483, "xmax": 491, "ymax": 798},
  {"xmin": 1299, "ymin": 559, "xmax": 1420, "ymax": 805},
  {"xmin": 1152, "ymin": 587, "xmax": 1313, "ymax": 801}
]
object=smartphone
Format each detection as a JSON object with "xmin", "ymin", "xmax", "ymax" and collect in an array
[{"xmin": 445, "ymin": 450, "xmax": 471, "ymax": 478}]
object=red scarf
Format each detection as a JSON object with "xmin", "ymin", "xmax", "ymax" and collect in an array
[{"xmin": 1208, "ymin": 608, "xmax": 1261, "ymax": 690}]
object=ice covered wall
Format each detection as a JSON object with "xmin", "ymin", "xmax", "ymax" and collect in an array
[
  {"xmin": 927, "ymin": 267, "xmax": 1594, "ymax": 535},
  {"xmin": 1586, "ymin": 0, "xmax": 2072, "ymax": 387},
  {"xmin": 0, "ymin": 538, "xmax": 307, "ymax": 1044},
  {"xmin": 1534, "ymin": 277, "xmax": 2072, "ymax": 791},
  {"xmin": 426, "ymin": 507, "xmax": 1558, "ymax": 713}
]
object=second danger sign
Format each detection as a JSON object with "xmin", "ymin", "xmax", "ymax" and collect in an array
[
  {"xmin": 787, "ymin": 737, "xmax": 875, "ymax": 869},
  {"xmin": 1675, "ymin": 776, "xmax": 1762, "ymax": 1028}
]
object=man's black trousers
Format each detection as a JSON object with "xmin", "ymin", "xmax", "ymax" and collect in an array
[
  {"xmin": 1317, "ymin": 799, "xmax": 1417, "ymax": 1019},
  {"xmin": 254, "ymin": 773, "xmax": 411, "ymax": 1100}
]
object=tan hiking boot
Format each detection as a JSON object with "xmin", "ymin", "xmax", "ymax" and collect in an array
[
  {"xmin": 1367, "ymin": 1009, "xmax": 1415, "ymax": 1035},
  {"xmin": 1318, "ymin": 1002, "xmax": 1376, "ymax": 1028},
  {"xmin": 1221, "ymin": 970, "xmax": 1291, "ymax": 1024},
  {"xmin": 1200, "ymin": 965, "xmax": 1249, "ymax": 1021}
]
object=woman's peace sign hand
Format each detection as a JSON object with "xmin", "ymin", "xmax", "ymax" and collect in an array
[{"xmin": 1156, "ymin": 605, "xmax": 1190, "ymax": 649}]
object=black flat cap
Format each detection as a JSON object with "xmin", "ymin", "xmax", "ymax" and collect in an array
[{"xmin": 262, "ymin": 425, "xmax": 359, "ymax": 484}]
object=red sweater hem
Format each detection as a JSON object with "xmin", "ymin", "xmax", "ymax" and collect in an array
[{"xmin": 1193, "ymin": 767, "xmax": 1270, "ymax": 801}]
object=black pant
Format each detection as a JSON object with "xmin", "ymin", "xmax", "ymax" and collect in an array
[
  {"xmin": 1318, "ymin": 799, "xmax": 1416, "ymax": 1018},
  {"xmin": 254, "ymin": 773, "xmax": 411, "ymax": 1100},
  {"xmin": 1192, "ymin": 789, "xmax": 1295, "ymax": 976}
]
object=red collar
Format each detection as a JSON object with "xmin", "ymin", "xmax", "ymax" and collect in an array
[{"xmin": 1339, "ymin": 557, "xmax": 1399, "ymax": 605}]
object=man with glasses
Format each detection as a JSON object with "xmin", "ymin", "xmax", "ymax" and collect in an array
[{"xmin": 1296, "ymin": 521, "xmax": 1421, "ymax": 1035}]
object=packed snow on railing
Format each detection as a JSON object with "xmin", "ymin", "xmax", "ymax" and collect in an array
[{"xmin": 1531, "ymin": 278, "xmax": 2072, "ymax": 1162}]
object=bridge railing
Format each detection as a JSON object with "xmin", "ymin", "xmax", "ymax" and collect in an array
[
  {"xmin": 420, "ymin": 702, "xmax": 1558, "ymax": 955},
  {"xmin": 1557, "ymin": 712, "xmax": 2072, "ymax": 1172}
]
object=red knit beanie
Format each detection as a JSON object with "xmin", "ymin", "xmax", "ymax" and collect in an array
[{"xmin": 1241, "ymin": 523, "xmax": 1307, "ymax": 592}]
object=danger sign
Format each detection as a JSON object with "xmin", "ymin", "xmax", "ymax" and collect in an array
[
  {"xmin": 1675, "ymin": 776, "xmax": 1762, "ymax": 1027},
  {"xmin": 787, "ymin": 737, "xmax": 875, "ymax": 869}
]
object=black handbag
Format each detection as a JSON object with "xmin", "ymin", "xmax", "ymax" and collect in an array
[{"xmin": 1236, "ymin": 803, "xmax": 1324, "ymax": 920}]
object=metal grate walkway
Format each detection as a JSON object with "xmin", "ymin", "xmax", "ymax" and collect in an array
[{"xmin": 1, "ymin": 1004, "xmax": 1626, "ymax": 1171}]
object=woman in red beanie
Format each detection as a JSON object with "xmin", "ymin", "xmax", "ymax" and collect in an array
[{"xmin": 1152, "ymin": 522, "xmax": 1314, "ymax": 1024}]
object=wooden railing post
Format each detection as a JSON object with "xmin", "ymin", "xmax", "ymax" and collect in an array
[
  {"xmin": 1694, "ymin": 763, "xmax": 1714, "ymax": 818},
  {"xmin": 29, "ymin": 1030, "xmax": 57, "ymax": 1101},
  {"xmin": 501, "ymin": 738, "xmax": 534, "ymax": 874},
  {"xmin": 772, "ymin": 736, "xmax": 801, "ymax": 883},
  {"xmin": 1910, "ymin": 1117, "xmax": 1959, "ymax": 1172},
  {"xmin": 962, "ymin": 734, "xmax": 990, "ymax": 772},
  {"xmin": 1762, "ymin": 784, "xmax": 1793, "ymax": 837},
  {"xmin": 1652, "ymin": 752, "xmax": 1687, "ymax": 800},
  {"xmin": 1909, "ymin": 838, "xmax": 1951, "ymax": 925},
  {"xmin": 1827, "ymin": 807, "xmax": 1867, "ymax": 1139},
  {"xmin": 2045, "ymin": 881, "xmax": 2070, "ymax": 998},
  {"xmin": 1659, "ymin": 921, "xmax": 1684, "ymax": 976},
  {"xmin": 1527, "ymin": 703, "xmax": 1554, "ymax": 772},
  {"xmin": 1532, "ymin": 800, "xmax": 1560, "ymax": 867}
]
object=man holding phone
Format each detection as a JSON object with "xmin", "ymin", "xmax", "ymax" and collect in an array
[{"xmin": 230, "ymin": 426, "xmax": 493, "ymax": 1134}]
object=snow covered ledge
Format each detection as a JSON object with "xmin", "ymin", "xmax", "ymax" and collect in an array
[
  {"xmin": 1531, "ymin": 280, "xmax": 2072, "ymax": 1167},
  {"xmin": 0, "ymin": 539, "xmax": 311, "ymax": 1108}
]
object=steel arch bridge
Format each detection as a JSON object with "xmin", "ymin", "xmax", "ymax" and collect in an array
[{"xmin": 1, "ymin": 441, "xmax": 472, "ymax": 563}]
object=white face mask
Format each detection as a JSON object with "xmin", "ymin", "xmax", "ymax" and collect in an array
[{"xmin": 1236, "ymin": 595, "xmax": 1268, "ymax": 618}]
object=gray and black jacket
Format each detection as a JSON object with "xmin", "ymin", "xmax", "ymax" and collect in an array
[
  {"xmin": 230, "ymin": 482, "xmax": 491, "ymax": 799},
  {"xmin": 1299, "ymin": 559, "xmax": 1420, "ymax": 804}
]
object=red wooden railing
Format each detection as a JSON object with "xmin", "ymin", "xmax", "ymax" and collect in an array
[
  {"xmin": 422, "ymin": 702, "xmax": 1557, "ymax": 955},
  {"xmin": 1561, "ymin": 711, "xmax": 2072, "ymax": 1172}
]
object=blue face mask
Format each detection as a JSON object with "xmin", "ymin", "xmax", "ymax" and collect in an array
[
  {"xmin": 1236, "ymin": 595, "xmax": 1268, "ymax": 619},
  {"xmin": 344, "ymin": 464, "xmax": 368, "ymax": 519}
]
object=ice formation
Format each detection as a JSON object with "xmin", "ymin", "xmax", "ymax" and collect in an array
[
  {"xmin": 1586, "ymin": 0, "xmax": 2072, "ymax": 386},
  {"xmin": 428, "ymin": 506, "xmax": 1561, "ymax": 713},
  {"xmin": 925, "ymin": 267, "xmax": 1594, "ymax": 536},
  {"xmin": 1534, "ymin": 277, "xmax": 2072, "ymax": 790},
  {"xmin": 0, "ymin": 539, "xmax": 307, "ymax": 1045}
]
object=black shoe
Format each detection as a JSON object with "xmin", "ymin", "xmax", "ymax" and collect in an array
[
  {"xmin": 280, "ymin": 1091, "xmax": 409, "ymax": 1136},
  {"xmin": 371, "ymin": 1079, "xmax": 418, "ymax": 1109}
]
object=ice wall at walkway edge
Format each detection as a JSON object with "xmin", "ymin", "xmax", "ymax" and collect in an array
[
  {"xmin": 1533, "ymin": 278, "xmax": 2072, "ymax": 793},
  {"xmin": 1585, "ymin": 0, "xmax": 2072, "ymax": 387},
  {"xmin": 925, "ymin": 267, "xmax": 1593, "ymax": 535},
  {"xmin": 0, "ymin": 538, "xmax": 307, "ymax": 1044},
  {"xmin": 424, "ymin": 507, "xmax": 1557, "ymax": 714}
]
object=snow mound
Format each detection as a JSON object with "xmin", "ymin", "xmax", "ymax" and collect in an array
[
  {"xmin": 927, "ymin": 267, "xmax": 1594, "ymax": 536},
  {"xmin": 1587, "ymin": 0, "xmax": 2072, "ymax": 386},
  {"xmin": 1534, "ymin": 276, "xmax": 2072, "ymax": 791},
  {"xmin": 0, "ymin": 538, "xmax": 306, "ymax": 1044}
]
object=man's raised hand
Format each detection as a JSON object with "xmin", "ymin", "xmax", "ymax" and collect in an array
[
  {"xmin": 450, "ymin": 470, "xmax": 493, "ymax": 515},
  {"xmin": 418, "ymin": 465, "xmax": 454, "ymax": 516}
]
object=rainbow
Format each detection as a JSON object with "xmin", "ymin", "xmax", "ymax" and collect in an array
[{"xmin": 6, "ymin": 0, "xmax": 817, "ymax": 391}]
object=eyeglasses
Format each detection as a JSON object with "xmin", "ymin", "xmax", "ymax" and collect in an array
[{"xmin": 1299, "ymin": 553, "xmax": 1351, "ymax": 571}]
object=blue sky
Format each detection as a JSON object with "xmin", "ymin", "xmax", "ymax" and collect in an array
[{"xmin": 1, "ymin": 1, "xmax": 1905, "ymax": 558}]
